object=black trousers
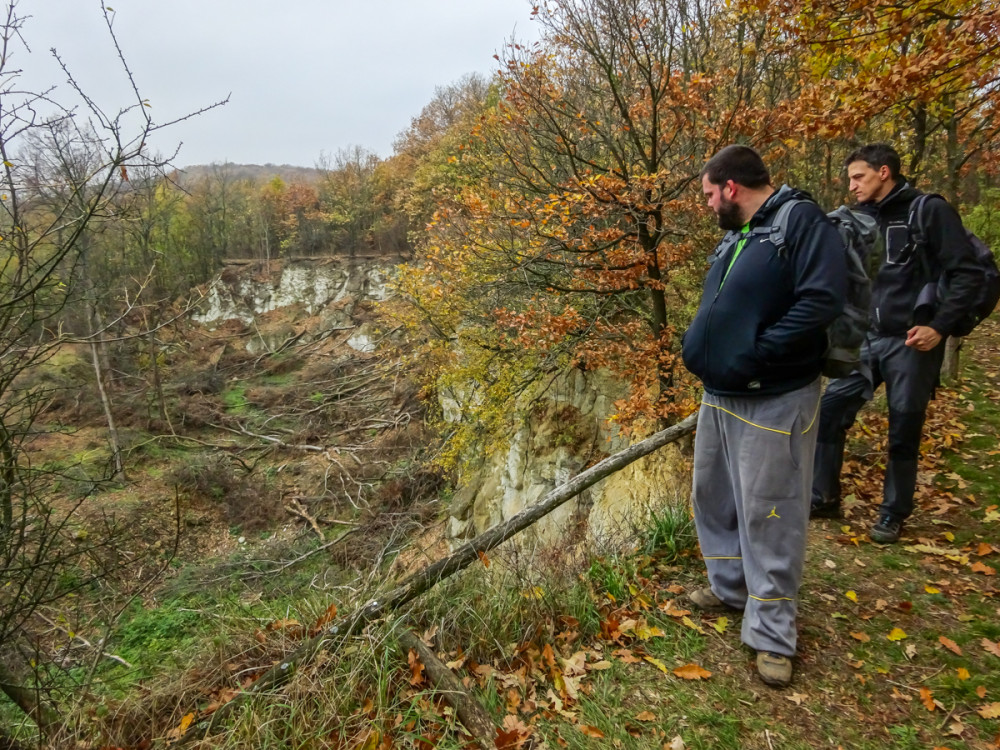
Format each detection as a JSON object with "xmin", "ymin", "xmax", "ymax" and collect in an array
[{"xmin": 812, "ymin": 333, "xmax": 945, "ymax": 522}]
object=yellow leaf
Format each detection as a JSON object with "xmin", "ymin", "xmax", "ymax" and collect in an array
[
  {"xmin": 636, "ymin": 622, "xmax": 666, "ymax": 640},
  {"xmin": 943, "ymin": 531, "xmax": 955, "ymax": 542},
  {"xmin": 925, "ymin": 585, "xmax": 940, "ymax": 594},
  {"xmin": 522, "ymin": 586, "xmax": 545, "ymax": 600},
  {"xmin": 957, "ymin": 668, "xmax": 971, "ymax": 680},
  {"xmin": 169, "ymin": 712, "xmax": 195, "ymax": 739},
  {"xmin": 977, "ymin": 702, "xmax": 1000, "ymax": 719},
  {"xmin": 680, "ymin": 616, "xmax": 705, "ymax": 634},
  {"xmin": 358, "ymin": 730, "xmax": 381, "ymax": 750},
  {"xmin": 845, "ymin": 590, "xmax": 858, "ymax": 602},
  {"xmin": 643, "ymin": 656, "xmax": 669, "ymax": 673},
  {"xmin": 672, "ymin": 663, "xmax": 712, "ymax": 680},
  {"xmin": 713, "ymin": 616, "xmax": 729, "ymax": 634},
  {"xmin": 888, "ymin": 628, "xmax": 907, "ymax": 641}
]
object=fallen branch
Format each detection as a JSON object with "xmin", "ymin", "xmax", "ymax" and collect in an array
[
  {"xmin": 175, "ymin": 411, "xmax": 698, "ymax": 745},
  {"xmin": 284, "ymin": 498, "xmax": 325, "ymax": 540},
  {"xmin": 398, "ymin": 629, "xmax": 498, "ymax": 750}
]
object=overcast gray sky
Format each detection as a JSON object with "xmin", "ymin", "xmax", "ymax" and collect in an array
[{"xmin": 15, "ymin": 1, "xmax": 538, "ymax": 168}]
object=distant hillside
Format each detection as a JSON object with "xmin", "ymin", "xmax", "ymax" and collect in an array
[{"xmin": 174, "ymin": 162, "xmax": 325, "ymax": 185}]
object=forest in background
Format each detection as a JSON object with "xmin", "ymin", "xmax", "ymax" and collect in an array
[{"xmin": 2, "ymin": 0, "xmax": 1000, "ymax": 746}]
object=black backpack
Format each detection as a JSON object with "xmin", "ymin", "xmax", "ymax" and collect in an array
[
  {"xmin": 909, "ymin": 193, "xmax": 1000, "ymax": 338},
  {"xmin": 768, "ymin": 200, "xmax": 877, "ymax": 379}
]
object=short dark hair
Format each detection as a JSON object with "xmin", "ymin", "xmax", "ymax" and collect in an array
[
  {"xmin": 701, "ymin": 145, "xmax": 771, "ymax": 189},
  {"xmin": 844, "ymin": 143, "xmax": 901, "ymax": 179}
]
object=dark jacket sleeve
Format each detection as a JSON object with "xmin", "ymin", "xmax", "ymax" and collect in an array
[
  {"xmin": 922, "ymin": 197, "xmax": 982, "ymax": 336},
  {"xmin": 756, "ymin": 203, "xmax": 847, "ymax": 362}
]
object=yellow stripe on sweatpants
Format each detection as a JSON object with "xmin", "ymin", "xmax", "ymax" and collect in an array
[
  {"xmin": 704, "ymin": 395, "xmax": 820, "ymax": 436},
  {"xmin": 748, "ymin": 594, "xmax": 794, "ymax": 602}
]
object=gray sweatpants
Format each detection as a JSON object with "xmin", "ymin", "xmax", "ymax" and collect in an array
[{"xmin": 691, "ymin": 379, "xmax": 821, "ymax": 657}]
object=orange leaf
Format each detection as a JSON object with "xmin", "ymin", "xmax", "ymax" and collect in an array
[
  {"xmin": 970, "ymin": 561, "xmax": 996, "ymax": 576},
  {"xmin": 635, "ymin": 711, "xmax": 656, "ymax": 722},
  {"xmin": 673, "ymin": 663, "xmax": 712, "ymax": 680},
  {"xmin": 938, "ymin": 636, "xmax": 962, "ymax": 656},
  {"xmin": 495, "ymin": 715, "xmax": 531, "ymax": 748},
  {"xmin": 579, "ymin": 726, "xmax": 605, "ymax": 738},
  {"xmin": 976, "ymin": 685, "xmax": 988, "ymax": 699},
  {"xmin": 408, "ymin": 649, "xmax": 426, "ymax": 686},
  {"xmin": 977, "ymin": 542, "xmax": 994, "ymax": 556},
  {"xmin": 850, "ymin": 631, "xmax": 871, "ymax": 642},
  {"xmin": 477, "ymin": 549, "xmax": 491, "ymax": 568},
  {"xmin": 920, "ymin": 686, "xmax": 936, "ymax": 711},
  {"xmin": 956, "ymin": 668, "xmax": 971, "ymax": 680}
]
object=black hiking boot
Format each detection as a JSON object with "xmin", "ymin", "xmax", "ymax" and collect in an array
[{"xmin": 870, "ymin": 515, "xmax": 903, "ymax": 544}]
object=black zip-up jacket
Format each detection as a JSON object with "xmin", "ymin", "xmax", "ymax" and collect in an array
[
  {"xmin": 682, "ymin": 186, "xmax": 846, "ymax": 397},
  {"xmin": 866, "ymin": 181, "xmax": 981, "ymax": 336}
]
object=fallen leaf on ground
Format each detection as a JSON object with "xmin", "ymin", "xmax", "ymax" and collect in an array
[
  {"xmin": 970, "ymin": 561, "xmax": 996, "ymax": 576},
  {"xmin": 786, "ymin": 692, "xmax": 808, "ymax": 705},
  {"xmin": 977, "ymin": 702, "xmax": 1000, "ymax": 719},
  {"xmin": 920, "ymin": 686, "xmax": 936, "ymax": 711},
  {"xmin": 672, "ymin": 663, "xmax": 712, "ymax": 680},
  {"xmin": 850, "ymin": 631, "xmax": 870, "ymax": 643},
  {"xmin": 644, "ymin": 656, "xmax": 670, "ymax": 673},
  {"xmin": 939, "ymin": 636, "xmax": 963, "ymax": 655},
  {"xmin": 888, "ymin": 628, "xmax": 907, "ymax": 641},
  {"xmin": 845, "ymin": 590, "xmax": 858, "ymax": 602},
  {"xmin": 957, "ymin": 667, "xmax": 971, "ymax": 680},
  {"xmin": 635, "ymin": 711, "xmax": 656, "ymax": 722},
  {"xmin": 713, "ymin": 617, "xmax": 729, "ymax": 634},
  {"xmin": 982, "ymin": 638, "xmax": 1000, "ymax": 658},
  {"xmin": 579, "ymin": 725, "xmax": 605, "ymax": 738},
  {"xmin": 680, "ymin": 616, "xmax": 705, "ymax": 634}
]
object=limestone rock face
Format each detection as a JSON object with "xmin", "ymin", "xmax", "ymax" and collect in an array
[
  {"xmin": 192, "ymin": 259, "xmax": 392, "ymax": 353},
  {"xmin": 447, "ymin": 368, "xmax": 690, "ymax": 551}
]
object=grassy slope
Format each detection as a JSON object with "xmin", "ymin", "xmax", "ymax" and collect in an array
[{"xmin": 7, "ymin": 318, "xmax": 997, "ymax": 749}]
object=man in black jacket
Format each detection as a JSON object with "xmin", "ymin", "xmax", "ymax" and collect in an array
[
  {"xmin": 682, "ymin": 145, "xmax": 846, "ymax": 687},
  {"xmin": 810, "ymin": 144, "xmax": 981, "ymax": 543}
]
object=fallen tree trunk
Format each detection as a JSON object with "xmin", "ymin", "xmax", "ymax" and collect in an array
[
  {"xmin": 397, "ymin": 629, "xmax": 498, "ymax": 749},
  {"xmin": 177, "ymin": 411, "xmax": 698, "ymax": 745}
]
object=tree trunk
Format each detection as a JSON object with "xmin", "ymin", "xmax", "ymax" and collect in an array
[
  {"xmin": 940, "ymin": 336, "xmax": 963, "ymax": 384},
  {"xmin": 0, "ymin": 662, "xmax": 61, "ymax": 737},
  {"xmin": 397, "ymin": 629, "xmax": 498, "ymax": 749},
  {"xmin": 88, "ymin": 306, "xmax": 126, "ymax": 482}
]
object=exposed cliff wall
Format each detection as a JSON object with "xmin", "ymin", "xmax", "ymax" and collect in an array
[
  {"xmin": 446, "ymin": 368, "xmax": 690, "ymax": 553},
  {"xmin": 192, "ymin": 259, "xmax": 392, "ymax": 353}
]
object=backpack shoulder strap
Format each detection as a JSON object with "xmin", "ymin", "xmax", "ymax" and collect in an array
[
  {"xmin": 761, "ymin": 198, "xmax": 808, "ymax": 253},
  {"xmin": 908, "ymin": 192, "xmax": 946, "ymax": 281},
  {"xmin": 908, "ymin": 192, "xmax": 948, "ymax": 244}
]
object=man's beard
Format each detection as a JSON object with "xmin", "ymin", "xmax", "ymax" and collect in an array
[{"xmin": 716, "ymin": 196, "xmax": 744, "ymax": 231}]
